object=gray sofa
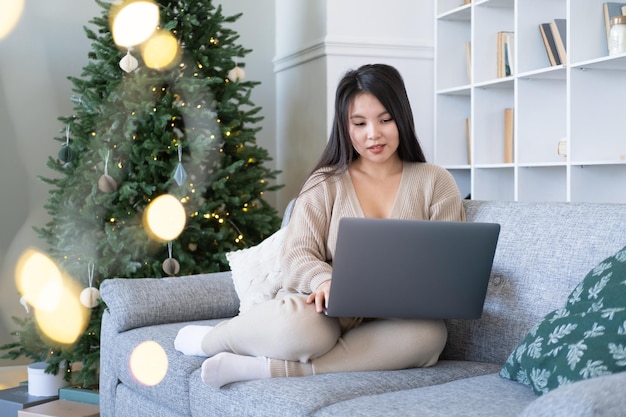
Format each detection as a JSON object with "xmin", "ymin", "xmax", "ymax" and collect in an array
[{"xmin": 99, "ymin": 200, "xmax": 626, "ymax": 417}]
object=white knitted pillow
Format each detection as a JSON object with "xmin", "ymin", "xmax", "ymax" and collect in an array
[{"xmin": 226, "ymin": 228, "xmax": 285, "ymax": 314}]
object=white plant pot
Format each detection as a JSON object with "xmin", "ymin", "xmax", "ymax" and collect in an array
[{"xmin": 27, "ymin": 362, "xmax": 69, "ymax": 397}]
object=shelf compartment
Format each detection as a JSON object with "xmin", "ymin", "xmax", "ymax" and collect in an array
[
  {"xmin": 570, "ymin": 164, "xmax": 626, "ymax": 203},
  {"xmin": 570, "ymin": 66, "xmax": 626, "ymax": 162},
  {"xmin": 517, "ymin": 165, "xmax": 567, "ymax": 201},
  {"xmin": 435, "ymin": 92, "xmax": 471, "ymax": 166},
  {"xmin": 473, "ymin": 1, "xmax": 514, "ymax": 84},
  {"xmin": 437, "ymin": 0, "xmax": 472, "ymax": 18},
  {"xmin": 517, "ymin": 77, "xmax": 566, "ymax": 164},
  {"xmin": 569, "ymin": 0, "xmax": 611, "ymax": 64},
  {"xmin": 436, "ymin": 17, "xmax": 471, "ymax": 90},
  {"xmin": 473, "ymin": 83, "xmax": 514, "ymax": 165},
  {"xmin": 446, "ymin": 168, "xmax": 472, "ymax": 199},
  {"xmin": 473, "ymin": 167, "xmax": 514, "ymax": 200},
  {"xmin": 516, "ymin": 0, "xmax": 566, "ymax": 73}
]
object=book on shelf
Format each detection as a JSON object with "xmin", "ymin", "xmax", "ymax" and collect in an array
[
  {"xmin": 465, "ymin": 117, "xmax": 471, "ymax": 165},
  {"xmin": 465, "ymin": 41, "xmax": 471, "ymax": 83},
  {"xmin": 539, "ymin": 23, "xmax": 561, "ymax": 66},
  {"xmin": 0, "ymin": 386, "xmax": 58, "ymax": 417},
  {"xmin": 550, "ymin": 19, "xmax": 567, "ymax": 64},
  {"xmin": 497, "ymin": 31, "xmax": 514, "ymax": 78},
  {"xmin": 504, "ymin": 108, "xmax": 514, "ymax": 164},
  {"xmin": 18, "ymin": 399, "xmax": 99, "ymax": 417},
  {"xmin": 603, "ymin": 3, "xmax": 626, "ymax": 45}
]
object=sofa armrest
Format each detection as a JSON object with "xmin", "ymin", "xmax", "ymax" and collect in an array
[
  {"xmin": 518, "ymin": 372, "xmax": 626, "ymax": 417},
  {"xmin": 100, "ymin": 271, "xmax": 239, "ymax": 333}
]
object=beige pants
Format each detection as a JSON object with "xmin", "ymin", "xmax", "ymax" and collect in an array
[{"xmin": 201, "ymin": 294, "xmax": 447, "ymax": 378}]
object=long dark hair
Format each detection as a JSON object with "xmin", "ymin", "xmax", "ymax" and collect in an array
[{"xmin": 309, "ymin": 63, "xmax": 426, "ymax": 180}]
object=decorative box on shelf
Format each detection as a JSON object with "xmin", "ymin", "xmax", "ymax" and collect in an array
[{"xmin": 59, "ymin": 386, "xmax": 99, "ymax": 405}]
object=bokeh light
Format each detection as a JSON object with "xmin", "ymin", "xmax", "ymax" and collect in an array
[
  {"xmin": 0, "ymin": 0, "xmax": 25, "ymax": 40},
  {"xmin": 34, "ymin": 284, "xmax": 89, "ymax": 345},
  {"xmin": 15, "ymin": 248, "xmax": 89, "ymax": 345},
  {"xmin": 111, "ymin": 0, "xmax": 159, "ymax": 48},
  {"xmin": 144, "ymin": 194, "xmax": 187, "ymax": 242},
  {"xmin": 15, "ymin": 249, "xmax": 64, "ymax": 312},
  {"xmin": 142, "ymin": 29, "xmax": 181, "ymax": 70},
  {"xmin": 129, "ymin": 341, "xmax": 168, "ymax": 386}
]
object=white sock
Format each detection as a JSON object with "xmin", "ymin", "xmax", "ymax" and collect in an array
[
  {"xmin": 174, "ymin": 325, "xmax": 213, "ymax": 356},
  {"xmin": 201, "ymin": 352, "xmax": 269, "ymax": 388}
]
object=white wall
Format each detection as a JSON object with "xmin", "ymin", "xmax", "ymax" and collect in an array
[{"xmin": 218, "ymin": 0, "xmax": 277, "ymax": 203}]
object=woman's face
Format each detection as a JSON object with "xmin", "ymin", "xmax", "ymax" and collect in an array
[{"xmin": 348, "ymin": 93, "xmax": 400, "ymax": 165}]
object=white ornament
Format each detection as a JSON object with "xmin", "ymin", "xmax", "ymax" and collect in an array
[
  {"xmin": 120, "ymin": 50, "xmax": 139, "ymax": 73},
  {"xmin": 20, "ymin": 296, "xmax": 30, "ymax": 313},
  {"xmin": 228, "ymin": 66, "xmax": 245, "ymax": 82},
  {"xmin": 80, "ymin": 262, "xmax": 100, "ymax": 308},
  {"xmin": 80, "ymin": 287, "xmax": 100, "ymax": 308}
]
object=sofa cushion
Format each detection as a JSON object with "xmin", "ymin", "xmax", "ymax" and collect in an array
[
  {"xmin": 188, "ymin": 361, "xmax": 501, "ymax": 416},
  {"xmin": 100, "ymin": 272, "xmax": 239, "ymax": 332},
  {"xmin": 500, "ymin": 244, "xmax": 626, "ymax": 395},
  {"xmin": 110, "ymin": 318, "xmax": 226, "ymax": 415},
  {"xmin": 226, "ymin": 228, "xmax": 285, "ymax": 313},
  {"xmin": 312, "ymin": 373, "xmax": 536, "ymax": 417},
  {"xmin": 518, "ymin": 371, "xmax": 626, "ymax": 417}
]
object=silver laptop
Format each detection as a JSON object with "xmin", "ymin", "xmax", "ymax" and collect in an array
[{"xmin": 325, "ymin": 218, "xmax": 500, "ymax": 320}]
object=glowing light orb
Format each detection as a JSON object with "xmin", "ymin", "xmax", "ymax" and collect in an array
[
  {"xmin": 15, "ymin": 249, "xmax": 63, "ymax": 312},
  {"xmin": 129, "ymin": 341, "xmax": 168, "ymax": 386},
  {"xmin": 15, "ymin": 248, "xmax": 89, "ymax": 345},
  {"xmin": 142, "ymin": 30, "xmax": 181, "ymax": 70},
  {"xmin": 34, "ymin": 284, "xmax": 89, "ymax": 345},
  {"xmin": 0, "ymin": 0, "xmax": 25, "ymax": 40},
  {"xmin": 111, "ymin": 0, "xmax": 159, "ymax": 47},
  {"xmin": 144, "ymin": 194, "xmax": 186, "ymax": 242}
]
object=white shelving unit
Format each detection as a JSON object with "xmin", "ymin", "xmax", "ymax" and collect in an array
[{"xmin": 434, "ymin": 0, "xmax": 626, "ymax": 203}]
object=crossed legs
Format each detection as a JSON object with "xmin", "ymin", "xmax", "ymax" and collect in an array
[{"xmin": 176, "ymin": 294, "xmax": 447, "ymax": 387}]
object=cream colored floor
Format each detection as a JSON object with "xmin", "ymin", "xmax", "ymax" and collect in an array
[{"xmin": 0, "ymin": 365, "xmax": 27, "ymax": 390}]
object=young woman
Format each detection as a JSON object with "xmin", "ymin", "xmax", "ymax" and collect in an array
[{"xmin": 175, "ymin": 63, "xmax": 465, "ymax": 388}]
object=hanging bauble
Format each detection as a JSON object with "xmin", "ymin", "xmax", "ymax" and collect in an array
[
  {"xmin": 120, "ymin": 50, "xmax": 139, "ymax": 73},
  {"xmin": 59, "ymin": 125, "xmax": 74, "ymax": 165},
  {"xmin": 58, "ymin": 144, "xmax": 74, "ymax": 163},
  {"xmin": 80, "ymin": 262, "xmax": 100, "ymax": 308},
  {"xmin": 98, "ymin": 174, "xmax": 118, "ymax": 193},
  {"xmin": 162, "ymin": 257, "xmax": 180, "ymax": 276},
  {"xmin": 20, "ymin": 296, "xmax": 30, "ymax": 313},
  {"xmin": 173, "ymin": 164, "xmax": 187, "ymax": 186},
  {"xmin": 227, "ymin": 66, "xmax": 245, "ymax": 82},
  {"xmin": 173, "ymin": 145, "xmax": 187, "ymax": 186},
  {"xmin": 188, "ymin": 242, "xmax": 198, "ymax": 252},
  {"xmin": 80, "ymin": 287, "xmax": 100, "ymax": 308}
]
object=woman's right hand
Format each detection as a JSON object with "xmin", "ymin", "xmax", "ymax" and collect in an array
[{"xmin": 306, "ymin": 280, "xmax": 331, "ymax": 313}]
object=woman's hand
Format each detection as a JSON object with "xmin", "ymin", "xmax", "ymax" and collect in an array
[{"xmin": 306, "ymin": 280, "xmax": 331, "ymax": 313}]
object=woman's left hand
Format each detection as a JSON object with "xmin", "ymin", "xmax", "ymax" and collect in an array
[{"xmin": 307, "ymin": 280, "xmax": 331, "ymax": 313}]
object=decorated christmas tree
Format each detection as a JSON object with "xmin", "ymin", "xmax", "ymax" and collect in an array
[{"xmin": 0, "ymin": 0, "xmax": 282, "ymax": 388}]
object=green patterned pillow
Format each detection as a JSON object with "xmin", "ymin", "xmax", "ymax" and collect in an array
[{"xmin": 500, "ymin": 244, "xmax": 626, "ymax": 395}]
